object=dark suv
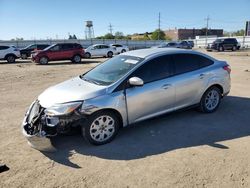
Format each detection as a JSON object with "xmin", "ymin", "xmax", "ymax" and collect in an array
[
  {"xmin": 32, "ymin": 43, "xmax": 85, "ymax": 64},
  {"xmin": 20, "ymin": 44, "xmax": 49, "ymax": 59},
  {"xmin": 207, "ymin": 38, "xmax": 240, "ymax": 51}
]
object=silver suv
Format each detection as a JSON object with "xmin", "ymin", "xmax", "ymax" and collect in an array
[{"xmin": 22, "ymin": 48, "xmax": 231, "ymax": 151}]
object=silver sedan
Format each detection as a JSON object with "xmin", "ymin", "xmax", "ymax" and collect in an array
[{"xmin": 22, "ymin": 48, "xmax": 231, "ymax": 151}]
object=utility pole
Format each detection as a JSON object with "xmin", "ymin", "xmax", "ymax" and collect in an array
[
  {"xmin": 205, "ymin": 15, "xmax": 210, "ymax": 46},
  {"xmin": 158, "ymin": 12, "xmax": 161, "ymax": 40},
  {"xmin": 108, "ymin": 23, "xmax": 113, "ymax": 35}
]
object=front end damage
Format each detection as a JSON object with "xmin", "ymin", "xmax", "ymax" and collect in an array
[{"xmin": 22, "ymin": 100, "xmax": 85, "ymax": 151}]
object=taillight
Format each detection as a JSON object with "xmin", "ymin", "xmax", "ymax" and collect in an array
[{"xmin": 223, "ymin": 65, "xmax": 231, "ymax": 74}]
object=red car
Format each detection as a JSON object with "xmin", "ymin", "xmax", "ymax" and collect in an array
[{"xmin": 32, "ymin": 43, "xmax": 85, "ymax": 64}]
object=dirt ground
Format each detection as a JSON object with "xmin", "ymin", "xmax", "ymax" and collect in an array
[{"xmin": 0, "ymin": 50, "xmax": 250, "ymax": 188}]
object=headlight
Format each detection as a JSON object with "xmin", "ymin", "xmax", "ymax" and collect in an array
[{"xmin": 45, "ymin": 102, "xmax": 82, "ymax": 116}]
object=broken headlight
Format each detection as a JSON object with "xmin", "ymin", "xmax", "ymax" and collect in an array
[{"xmin": 45, "ymin": 102, "xmax": 82, "ymax": 116}]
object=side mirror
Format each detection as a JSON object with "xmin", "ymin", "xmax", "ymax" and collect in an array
[{"xmin": 128, "ymin": 77, "xmax": 144, "ymax": 87}]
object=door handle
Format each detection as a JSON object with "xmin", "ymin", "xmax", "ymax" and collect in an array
[
  {"xmin": 161, "ymin": 84, "xmax": 172, "ymax": 90},
  {"xmin": 199, "ymin": 73, "xmax": 206, "ymax": 79}
]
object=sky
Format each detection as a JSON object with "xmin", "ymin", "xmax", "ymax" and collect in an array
[{"xmin": 0, "ymin": 0, "xmax": 249, "ymax": 40}]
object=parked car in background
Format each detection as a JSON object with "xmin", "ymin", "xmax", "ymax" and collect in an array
[
  {"xmin": 20, "ymin": 44, "xmax": 49, "ymax": 59},
  {"xmin": 187, "ymin": 40, "xmax": 194, "ymax": 48},
  {"xmin": 152, "ymin": 41, "xmax": 192, "ymax": 49},
  {"xmin": 32, "ymin": 43, "xmax": 84, "ymax": 64},
  {"xmin": 0, "ymin": 45, "xmax": 20, "ymax": 63},
  {"xmin": 22, "ymin": 48, "xmax": 231, "ymax": 151},
  {"xmin": 110, "ymin": 44, "xmax": 129, "ymax": 54},
  {"xmin": 207, "ymin": 38, "xmax": 240, "ymax": 51},
  {"xmin": 84, "ymin": 44, "xmax": 116, "ymax": 58}
]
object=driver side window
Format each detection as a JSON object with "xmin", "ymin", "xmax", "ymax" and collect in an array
[
  {"xmin": 131, "ymin": 55, "xmax": 173, "ymax": 84},
  {"xmin": 50, "ymin": 45, "xmax": 60, "ymax": 51}
]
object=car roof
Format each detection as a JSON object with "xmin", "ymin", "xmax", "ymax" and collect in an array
[
  {"xmin": 123, "ymin": 48, "xmax": 216, "ymax": 61},
  {"xmin": 123, "ymin": 48, "xmax": 185, "ymax": 58}
]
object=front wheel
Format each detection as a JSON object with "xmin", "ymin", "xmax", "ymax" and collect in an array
[
  {"xmin": 232, "ymin": 46, "xmax": 237, "ymax": 51},
  {"xmin": 107, "ymin": 51, "xmax": 113, "ymax": 58},
  {"xmin": 82, "ymin": 111, "xmax": 120, "ymax": 145},
  {"xmin": 198, "ymin": 86, "xmax": 222, "ymax": 113},
  {"xmin": 39, "ymin": 57, "xmax": 48, "ymax": 65},
  {"xmin": 85, "ymin": 52, "xmax": 91, "ymax": 58},
  {"xmin": 218, "ymin": 46, "xmax": 224, "ymax": 52},
  {"xmin": 21, "ymin": 53, "xmax": 28, "ymax": 59},
  {"xmin": 121, "ymin": 49, "xmax": 126, "ymax": 53}
]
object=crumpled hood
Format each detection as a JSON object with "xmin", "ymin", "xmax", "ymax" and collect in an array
[{"xmin": 38, "ymin": 76, "xmax": 107, "ymax": 108}]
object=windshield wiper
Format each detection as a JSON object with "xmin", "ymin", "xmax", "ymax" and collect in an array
[{"xmin": 81, "ymin": 76, "xmax": 102, "ymax": 85}]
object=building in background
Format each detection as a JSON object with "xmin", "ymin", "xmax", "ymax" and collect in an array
[{"xmin": 164, "ymin": 28, "xmax": 223, "ymax": 40}]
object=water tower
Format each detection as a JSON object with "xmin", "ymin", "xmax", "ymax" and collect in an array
[{"xmin": 85, "ymin": 21, "xmax": 95, "ymax": 39}]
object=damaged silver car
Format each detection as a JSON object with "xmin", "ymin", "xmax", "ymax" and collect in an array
[{"xmin": 22, "ymin": 48, "xmax": 231, "ymax": 151}]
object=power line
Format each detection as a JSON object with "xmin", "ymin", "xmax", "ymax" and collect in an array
[
  {"xmin": 205, "ymin": 15, "xmax": 210, "ymax": 45},
  {"xmin": 108, "ymin": 23, "xmax": 113, "ymax": 35},
  {"xmin": 158, "ymin": 12, "xmax": 161, "ymax": 40}
]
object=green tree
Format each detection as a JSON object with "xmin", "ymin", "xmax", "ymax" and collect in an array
[
  {"xmin": 104, "ymin": 33, "xmax": 115, "ymax": 39},
  {"xmin": 151, "ymin": 29, "xmax": 166, "ymax": 40},
  {"xmin": 115, "ymin": 31, "xmax": 124, "ymax": 39},
  {"xmin": 143, "ymin": 32, "xmax": 151, "ymax": 40}
]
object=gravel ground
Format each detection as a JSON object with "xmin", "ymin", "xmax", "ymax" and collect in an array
[{"xmin": 0, "ymin": 50, "xmax": 250, "ymax": 188}]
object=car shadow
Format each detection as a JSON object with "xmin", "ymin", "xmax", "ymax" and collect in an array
[
  {"xmin": 0, "ymin": 59, "xmax": 32, "ymax": 64},
  {"xmin": 36, "ymin": 60, "xmax": 101, "ymax": 66},
  {"xmin": 42, "ymin": 96, "xmax": 250, "ymax": 168}
]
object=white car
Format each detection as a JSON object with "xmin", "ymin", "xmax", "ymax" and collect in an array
[
  {"xmin": 85, "ymin": 44, "xmax": 116, "ymax": 58},
  {"xmin": 110, "ymin": 44, "xmax": 129, "ymax": 54},
  {"xmin": 0, "ymin": 45, "xmax": 20, "ymax": 63}
]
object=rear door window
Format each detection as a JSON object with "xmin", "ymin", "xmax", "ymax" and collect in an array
[
  {"xmin": 0, "ymin": 46, "xmax": 9, "ymax": 50},
  {"xmin": 173, "ymin": 54, "xmax": 213, "ymax": 75}
]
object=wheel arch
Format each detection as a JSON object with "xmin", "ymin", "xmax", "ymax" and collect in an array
[
  {"xmin": 89, "ymin": 108, "xmax": 124, "ymax": 129},
  {"xmin": 4, "ymin": 53, "xmax": 17, "ymax": 59}
]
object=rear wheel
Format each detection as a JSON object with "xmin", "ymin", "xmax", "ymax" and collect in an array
[
  {"xmin": 85, "ymin": 52, "xmax": 91, "ymax": 58},
  {"xmin": 82, "ymin": 111, "xmax": 120, "ymax": 145},
  {"xmin": 39, "ymin": 57, "xmax": 48, "ymax": 65},
  {"xmin": 6, "ymin": 55, "xmax": 16, "ymax": 63},
  {"xmin": 72, "ymin": 54, "xmax": 81, "ymax": 63},
  {"xmin": 199, "ymin": 86, "xmax": 222, "ymax": 113},
  {"xmin": 107, "ymin": 51, "xmax": 113, "ymax": 58}
]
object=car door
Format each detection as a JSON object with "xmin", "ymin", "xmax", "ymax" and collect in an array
[
  {"xmin": 91, "ymin": 45, "xmax": 101, "ymax": 56},
  {"xmin": 61, "ymin": 44, "xmax": 74, "ymax": 59},
  {"xmin": 125, "ymin": 55, "xmax": 176, "ymax": 123},
  {"xmin": 47, "ymin": 44, "xmax": 62, "ymax": 60},
  {"xmin": 172, "ymin": 53, "xmax": 213, "ymax": 109},
  {"xmin": 101, "ymin": 45, "xmax": 110, "ymax": 56},
  {"xmin": 0, "ymin": 46, "xmax": 8, "ymax": 59}
]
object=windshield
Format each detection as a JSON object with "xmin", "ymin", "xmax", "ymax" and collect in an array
[
  {"xmin": 81, "ymin": 55, "xmax": 144, "ymax": 85},
  {"xmin": 43, "ymin": 44, "xmax": 55, "ymax": 51},
  {"xmin": 214, "ymin": 39, "xmax": 222, "ymax": 43}
]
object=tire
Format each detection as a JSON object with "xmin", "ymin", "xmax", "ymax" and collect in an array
[
  {"xmin": 107, "ymin": 51, "xmax": 113, "ymax": 58},
  {"xmin": 198, "ymin": 86, "xmax": 222, "ymax": 113},
  {"xmin": 6, "ymin": 55, "xmax": 16, "ymax": 63},
  {"xmin": 21, "ymin": 53, "xmax": 28, "ymax": 59},
  {"xmin": 121, "ymin": 49, "xmax": 126, "ymax": 53},
  {"xmin": 232, "ymin": 46, "xmax": 237, "ymax": 51},
  {"xmin": 39, "ymin": 57, "xmax": 48, "ymax": 65},
  {"xmin": 82, "ymin": 111, "xmax": 120, "ymax": 145},
  {"xmin": 72, "ymin": 54, "xmax": 81, "ymax": 63},
  {"xmin": 218, "ymin": 46, "xmax": 224, "ymax": 52},
  {"xmin": 85, "ymin": 52, "xmax": 91, "ymax": 58}
]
